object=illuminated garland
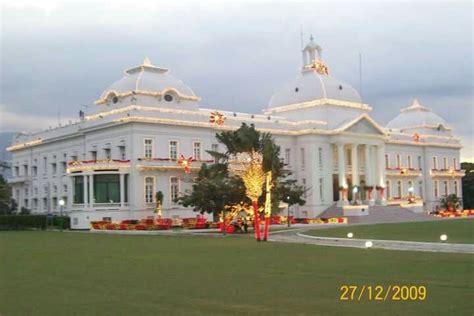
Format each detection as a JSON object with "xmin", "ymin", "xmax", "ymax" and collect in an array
[{"xmin": 6, "ymin": 139, "xmax": 43, "ymax": 152}]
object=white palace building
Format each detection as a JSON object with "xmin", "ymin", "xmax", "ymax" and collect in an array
[{"xmin": 7, "ymin": 38, "xmax": 465, "ymax": 229}]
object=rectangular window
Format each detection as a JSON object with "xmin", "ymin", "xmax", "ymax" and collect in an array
[
  {"xmin": 300, "ymin": 148, "xmax": 305, "ymax": 170},
  {"xmin": 443, "ymin": 180, "xmax": 448, "ymax": 196},
  {"xmin": 53, "ymin": 185, "xmax": 57, "ymax": 194},
  {"xmin": 443, "ymin": 157, "xmax": 448, "ymax": 170},
  {"xmin": 193, "ymin": 142, "xmax": 202, "ymax": 160},
  {"xmin": 63, "ymin": 185, "xmax": 68, "ymax": 193},
  {"xmin": 23, "ymin": 165, "xmax": 28, "ymax": 176},
  {"xmin": 419, "ymin": 181, "xmax": 423, "ymax": 199},
  {"xmin": 407, "ymin": 155, "xmax": 412, "ymax": 169},
  {"xmin": 454, "ymin": 180, "xmax": 458, "ymax": 196},
  {"xmin": 432, "ymin": 156, "xmax": 437, "ymax": 170},
  {"xmin": 396, "ymin": 154, "xmax": 401, "ymax": 168},
  {"xmin": 385, "ymin": 154, "xmax": 390, "ymax": 169},
  {"xmin": 318, "ymin": 147, "xmax": 323, "ymax": 169},
  {"xmin": 91, "ymin": 151, "xmax": 97, "ymax": 161},
  {"xmin": 52, "ymin": 163, "xmax": 57, "ymax": 174},
  {"xmin": 170, "ymin": 177, "xmax": 179, "ymax": 203},
  {"xmin": 144, "ymin": 139, "xmax": 153, "ymax": 158},
  {"xmin": 104, "ymin": 148, "xmax": 111, "ymax": 159},
  {"xmin": 34, "ymin": 187, "xmax": 38, "ymax": 195},
  {"xmin": 434, "ymin": 180, "xmax": 439, "ymax": 198},
  {"xmin": 386, "ymin": 181, "xmax": 391, "ymax": 199},
  {"xmin": 319, "ymin": 178, "xmax": 324, "ymax": 201},
  {"xmin": 144, "ymin": 177, "xmax": 154, "ymax": 204},
  {"xmin": 74, "ymin": 177, "xmax": 84, "ymax": 204},
  {"xmin": 418, "ymin": 156, "xmax": 422, "ymax": 170},
  {"xmin": 397, "ymin": 180, "xmax": 402, "ymax": 197},
  {"xmin": 169, "ymin": 141, "xmax": 178, "ymax": 160},
  {"xmin": 285, "ymin": 148, "xmax": 291, "ymax": 165},
  {"xmin": 408, "ymin": 180, "xmax": 413, "ymax": 195},
  {"xmin": 94, "ymin": 174, "xmax": 120, "ymax": 203},
  {"xmin": 43, "ymin": 157, "xmax": 47, "ymax": 173},
  {"xmin": 119, "ymin": 146, "xmax": 126, "ymax": 160},
  {"xmin": 52, "ymin": 197, "xmax": 57, "ymax": 209},
  {"xmin": 453, "ymin": 157, "xmax": 457, "ymax": 170},
  {"xmin": 301, "ymin": 178, "xmax": 307, "ymax": 198},
  {"xmin": 61, "ymin": 162, "xmax": 67, "ymax": 173},
  {"xmin": 211, "ymin": 143, "xmax": 218, "ymax": 152},
  {"xmin": 32, "ymin": 166, "xmax": 37, "ymax": 176}
]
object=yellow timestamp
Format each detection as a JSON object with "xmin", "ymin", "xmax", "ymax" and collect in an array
[{"xmin": 339, "ymin": 285, "xmax": 427, "ymax": 301}]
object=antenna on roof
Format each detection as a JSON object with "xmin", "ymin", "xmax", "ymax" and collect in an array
[
  {"xmin": 359, "ymin": 52, "xmax": 363, "ymax": 102},
  {"xmin": 300, "ymin": 26, "xmax": 304, "ymax": 66}
]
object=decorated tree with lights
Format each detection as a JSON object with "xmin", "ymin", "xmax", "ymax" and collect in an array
[{"xmin": 215, "ymin": 123, "xmax": 305, "ymax": 241}]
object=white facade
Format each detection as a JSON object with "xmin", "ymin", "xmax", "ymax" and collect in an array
[{"xmin": 7, "ymin": 39, "xmax": 464, "ymax": 229}]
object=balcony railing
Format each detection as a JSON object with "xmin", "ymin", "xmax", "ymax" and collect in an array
[
  {"xmin": 8, "ymin": 175, "xmax": 33, "ymax": 184},
  {"xmin": 136, "ymin": 157, "xmax": 214, "ymax": 172},
  {"xmin": 67, "ymin": 159, "xmax": 130, "ymax": 173},
  {"xmin": 385, "ymin": 168, "xmax": 422, "ymax": 177},
  {"xmin": 430, "ymin": 168, "xmax": 465, "ymax": 178}
]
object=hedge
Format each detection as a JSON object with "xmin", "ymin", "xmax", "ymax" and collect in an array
[{"xmin": 0, "ymin": 215, "xmax": 70, "ymax": 230}]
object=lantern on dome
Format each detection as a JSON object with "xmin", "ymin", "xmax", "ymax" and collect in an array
[
  {"xmin": 209, "ymin": 111, "xmax": 226, "ymax": 126},
  {"xmin": 177, "ymin": 155, "xmax": 194, "ymax": 173}
]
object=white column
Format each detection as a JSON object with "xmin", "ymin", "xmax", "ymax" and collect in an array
[
  {"xmin": 364, "ymin": 145, "xmax": 371, "ymax": 186},
  {"xmin": 83, "ymin": 175, "xmax": 88, "ymax": 208},
  {"xmin": 120, "ymin": 173, "xmax": 125, "ymax": 208},
  {"xmin": 376, "ymin": 145, "xmax": 387, "ymax": 205},
  {"xmin": 89, "ymin": 175, "xmax": 94, "ymax": 208},
  {"xmin": 337, "ymin": 144, "xmax": 348, "ymax": 204},
  {"xmin": 351, "ymin": 144, "xmax": 359, "ymax": 186},
  {"xmin": 364, "ymin": 145, "xmax": 375, "ymax": 205}
]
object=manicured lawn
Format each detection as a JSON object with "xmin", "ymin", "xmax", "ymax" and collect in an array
[
  {"xmin": 305, "ymin": 219, "xmax": 474, "ymax": 244},
  {"xmin": 0, "ymin": 231, "xmax": 473, "ymax": 315}
]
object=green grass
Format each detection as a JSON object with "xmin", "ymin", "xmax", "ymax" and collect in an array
[
  {"xmin": 0, "ymin": 231, "xmax": 473, "ymax": 315},
  {"xmin": 305, "ymin": 219, "xmax": 474, "ymax": 244}
]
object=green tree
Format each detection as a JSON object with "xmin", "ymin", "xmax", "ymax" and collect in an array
[
  {"xmin": 0, "ymin": 175, "xmax": 12, "ymax": 214},
  {"xmin": 178, "ymin": 162, "xmax": 247, "ymax": 217},
  {"xmin": 461, "ymin": 162, "xmax": 474, "ymax": 209}
]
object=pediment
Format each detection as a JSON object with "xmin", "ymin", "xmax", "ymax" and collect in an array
[{"xmin": 342, "ymin": 116, "xmax": 385, "ymax": 135}]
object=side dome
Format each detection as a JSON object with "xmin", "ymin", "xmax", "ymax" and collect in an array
[
  {"xmin": 268, "ymin": 36, "xmax": 361, "ymax": 109},
  {"xmin": 96, "ymin": 57, "xmax": 200, "ymax": 106},
  {"xmin": 387, "ymin": 99, "xmax": 451, "ymax": 135}
]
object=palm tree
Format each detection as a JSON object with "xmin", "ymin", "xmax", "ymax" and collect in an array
[{"xmin": 214, "ymin": 123, "xmax": 284, "ymax": 241}]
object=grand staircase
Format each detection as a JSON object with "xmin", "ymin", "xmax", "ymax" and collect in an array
[{"xmin": 319, "ymin": 204, "xmax": 437, "ymax": 225}]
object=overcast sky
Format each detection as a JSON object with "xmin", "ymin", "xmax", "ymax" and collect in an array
[{"xmin": 0, "ymin": 0, "xmax": 472, "ymax": 160}]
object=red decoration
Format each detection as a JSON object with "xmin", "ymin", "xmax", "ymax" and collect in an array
[
  {"xmin": 209, "ymin": 111, "xmax": 226, "ymax": 126},
  {"xmin": 177, "ymin": 155, "xmax": 194, "ymax": 173}
]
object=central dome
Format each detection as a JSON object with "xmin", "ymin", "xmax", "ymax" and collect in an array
[
  {"xmin": 268, "ymin": 37, "xmax": 361, "ymax": 109},
  {"xmin": 268, "ymin": 71, "xmax": 362, "ymax": 108}
]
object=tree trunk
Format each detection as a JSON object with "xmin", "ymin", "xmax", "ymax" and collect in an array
[
  {"xmin": 252, "ymin": 200, "xmax": 261, "ymax": 241},
  {"xmin": 263, "ymin": 216, "xmax": 270, "ymax": 241}
]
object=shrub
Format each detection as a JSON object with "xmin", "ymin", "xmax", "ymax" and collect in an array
[{"xmin": 0, "ymin": 215, "xmax": 70, "ymax": 230}]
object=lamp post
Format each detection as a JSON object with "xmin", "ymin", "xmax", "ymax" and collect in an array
[
  {"xmin": 286, "ymin": 196, "xmax": 291, "ymax": 228},
  {"xmin": 58, "ymin": 199, "xmax": 65, "ymax": 232}
]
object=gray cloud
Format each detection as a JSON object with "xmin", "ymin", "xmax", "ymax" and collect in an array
[{"xmin": 1, "ymin": 0, "xmax": 472, "ymax": 159}]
